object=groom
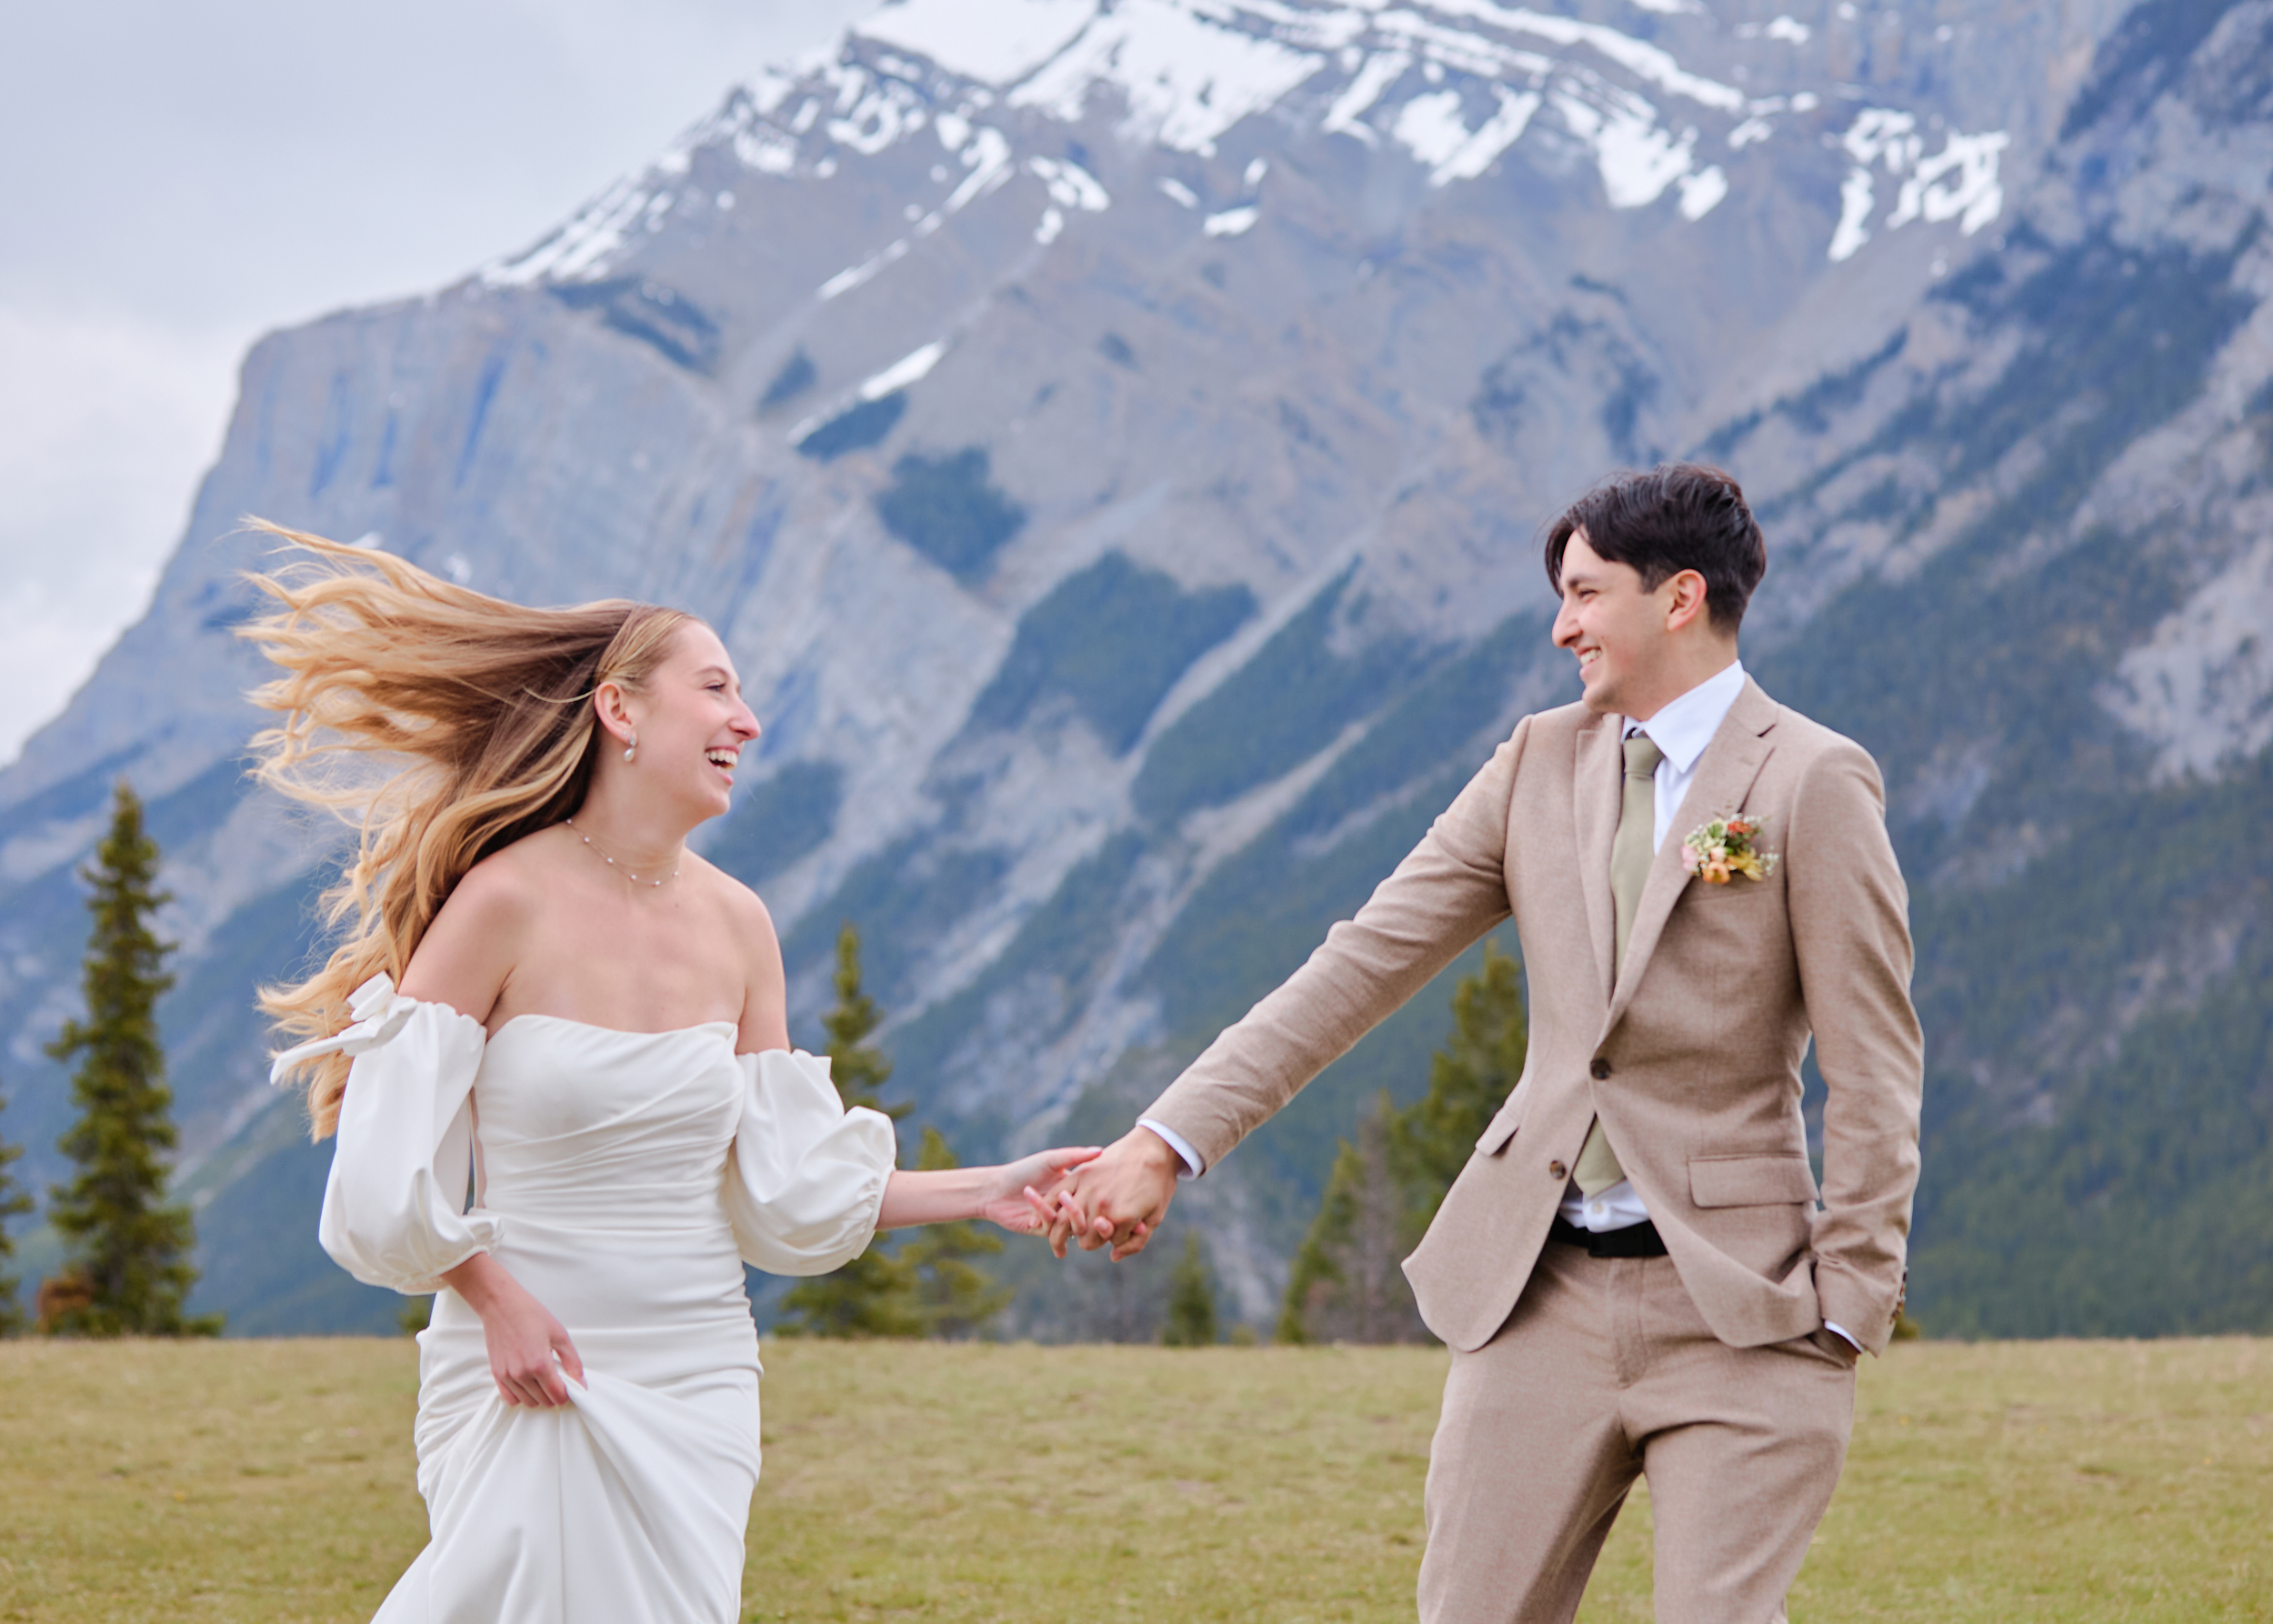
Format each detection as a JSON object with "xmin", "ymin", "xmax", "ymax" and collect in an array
[{"xmin": 1051, "ymin": 464, "xmax": 1921, "ymax": 1621}]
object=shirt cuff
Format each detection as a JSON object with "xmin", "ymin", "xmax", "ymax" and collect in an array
[
  {"xmin": 1136, "ymin": 1118, "xmax": 1203, "ymax": 1179},
  {"xmin": 1823, "ymin": 1320, "xmax": 1861, "ymax": 1352}
]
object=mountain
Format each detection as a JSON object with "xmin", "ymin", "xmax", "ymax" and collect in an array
[{"xmin": 4, "ymin": 0, "xmax": 2264, "ymax": 1338}]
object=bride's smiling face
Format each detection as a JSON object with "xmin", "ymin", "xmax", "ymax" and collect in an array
[{"xmin": 615, "ymin": 622, "xmax": 761, "ymax": 823}]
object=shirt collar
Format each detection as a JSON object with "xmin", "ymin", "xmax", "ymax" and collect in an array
[{"xmin": 1624, "ymin": 658, "xmax": 1747, "ymax": 776}]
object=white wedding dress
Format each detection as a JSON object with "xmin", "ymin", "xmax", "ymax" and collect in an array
[{"xmin": 276, "ymin": 975, "xmax": 896, "ymax": 1623}]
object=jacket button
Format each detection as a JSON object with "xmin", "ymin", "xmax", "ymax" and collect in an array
[
  {"xmin": 1547, "ymin": 1159, "xmax": 1567, "ymax": 1179},
  {"xmin": 1590, "ymin": 1058, "xmax": 1613, "ymax": 1079}
]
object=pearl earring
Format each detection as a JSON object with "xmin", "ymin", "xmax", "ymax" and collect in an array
[{"xmin": 623, "ymin": 732, "xmax": 637, "ymax": 764}]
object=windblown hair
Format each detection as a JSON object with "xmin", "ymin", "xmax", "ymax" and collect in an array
[{"xmin": 242, "ymin": 524, "xmax": 691, "ymax": 1137}]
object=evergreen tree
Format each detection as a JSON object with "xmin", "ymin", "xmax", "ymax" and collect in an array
[
  {"xmin": 1279, "ymin": 942, "xmax": 1527, "ymax": 1345},
  {"xmin": 0, "ymin": 1075, "xmax": 35, "ymax": 1337},
  {"xmin": 773, "ymin": 923, "xmax": 920, "ymax": 1338},
  {"xmin": 43, "ymin": 782, "xmax": 219, "ymax": 1337},
  {"xmin": 1161, "ymin": 1230, "xmax": 1220, "ymax": 1347},
  {"xmin": 818, "ymin": 922, "xmax": 910, "ymax": 1122},
  {"xmin": 1392, "ymin": 942, "xmax": 1527, "ymax": 1225},
  {"xmin": 1277, "ymin": 1093, "xmax": 1428, "ymax": 1345},
  {"xmin": 899, "ymin": 1127, "xmax": 1012, "ymax": 1339}
]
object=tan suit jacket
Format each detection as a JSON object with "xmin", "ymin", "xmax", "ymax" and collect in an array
[{"xmin": 1145, "ymin": 678, "xmax": 1923, "ymax": 1357}]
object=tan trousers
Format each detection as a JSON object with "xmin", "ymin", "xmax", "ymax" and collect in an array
[{"xmin": 1418, "ymin": 1239, "xmax": 1856, "ymax": 1624}]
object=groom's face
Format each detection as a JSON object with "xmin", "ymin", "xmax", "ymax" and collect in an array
[{"xmin": 1553, "ymin": 530, "xmax": 1665, "ymax": 717}]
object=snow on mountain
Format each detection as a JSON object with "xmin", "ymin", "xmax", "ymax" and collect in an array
[{"xmin": 485, "ymin": 0, "xmax": 2015, "ymax": 311}]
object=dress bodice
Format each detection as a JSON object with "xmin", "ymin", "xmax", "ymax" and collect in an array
[
  {"xmin": 474, "ymin": 1017, "xmax": 744, "ymax": 1232},
  {"xmin": 293, "ymin": 976, "xmax": 898, "ymax": 1308}
]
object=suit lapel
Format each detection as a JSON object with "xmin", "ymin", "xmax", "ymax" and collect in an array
[
  {"xmin": 1604, "ymin": 679, "xmax": 1781, "ymax": 1032},
  {"xmin": 1572, "ymin": 714, "xmax": 1621, "ymax": 1006}
]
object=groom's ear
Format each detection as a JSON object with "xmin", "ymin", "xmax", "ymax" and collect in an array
[{"xmin": 1659, "ymin": 567, "xmax": 1713, "ymax": 635}]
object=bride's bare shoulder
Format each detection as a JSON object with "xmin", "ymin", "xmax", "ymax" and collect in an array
[
  {"xmin": 433, "ymin": 828, "xmax": 574, "ymax": 928},
  {"xmin": 401, "ymin": 832, "xmax": 573, "ymax": 1012},
  {"xmin": 693, "ymin": 854, "xmax": 778, "ymax": 941}
]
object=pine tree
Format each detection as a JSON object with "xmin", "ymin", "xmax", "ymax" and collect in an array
[
  {"xmin": 1278, "ymin": 1092, "xmax": 1428, "ymax": 1344},
  {"xmin": 773, "ymin": 922, "xmax": 920, "ymax": 1338},
  {"xmin": 43, "ymin": 781, "xmax": 220, "ymax": 1337},
  {"xmin": 1161, "ymin": 1231, "xmax": 1220, "ymax": 1347},
  {"xmin": 818, "ymin": 922, "xmax": 909, "ymax": 1122},
  {"xmin": 1392, "ymin": 942, "xmax": 1528, "ymax": 1227},
  {"xmin": 0, "ymin": 1076, "xmax": 35, "ymax": 1337},
  {"xmin": 899, "ymin": 1127, "xmax": 1012, "ymax": 1339},
  {"xmin": 1278, "ymin": 942, "xmax": 1527, "ymax": 1345}
]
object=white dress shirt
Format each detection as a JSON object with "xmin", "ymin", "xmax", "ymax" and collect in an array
[{"xmin": 1557, "ymin": 657, "xmax": 1749, "ymax": 1234}]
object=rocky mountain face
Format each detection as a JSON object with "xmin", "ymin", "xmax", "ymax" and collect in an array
[{"xmin": 5, "ymin": 0, "xmax": 2264, "ymax": 1338}]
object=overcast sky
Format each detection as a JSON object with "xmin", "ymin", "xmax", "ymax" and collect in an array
[{"xmin": 0, "ymin": 0, "xmax": 878, "ymax": 767}]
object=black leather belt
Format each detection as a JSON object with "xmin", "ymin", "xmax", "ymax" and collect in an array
[{"xmin": 1549, "ymin": 1216, "xmax": 1668, "ymax": 1258}]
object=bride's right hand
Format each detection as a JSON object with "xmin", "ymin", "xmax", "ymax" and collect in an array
[{"xmin": 442, "ymin": 1252, "xmax": 586, "ymax": 1408}]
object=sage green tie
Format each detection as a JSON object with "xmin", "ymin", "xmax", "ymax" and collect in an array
[{"xmin": 1573, "ymin": 731, "xmax": 1664, "ymax": 1198}]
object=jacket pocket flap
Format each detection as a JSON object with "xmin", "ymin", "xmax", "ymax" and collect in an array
[
  {"xmin": 1477, "ymin": 1115, "xmax": 1519, "ymax": 1156},
  {"xmin": 1688, "ymin": 1154, "xmax": 1817, "ymax": 1208}
]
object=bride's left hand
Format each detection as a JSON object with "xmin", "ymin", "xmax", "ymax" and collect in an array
[{"xmin": 982, "ymin": 1146, "xmax": 1102, "ymax": 1234}]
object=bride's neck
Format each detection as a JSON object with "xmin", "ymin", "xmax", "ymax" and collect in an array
[{"xmin": 566, "ymin": 785, "xmax": 692, "ymax": 872}]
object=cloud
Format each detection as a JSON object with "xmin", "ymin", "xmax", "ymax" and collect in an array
[
  {"xmin": 0, "ymin": 0, "xmax": 877, "ymax": 768},
  {"xmin": 0, "ymin": 303, "xmax": 245, "ymax": 765}
]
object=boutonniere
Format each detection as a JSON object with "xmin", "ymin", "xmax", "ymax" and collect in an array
[{"xmin": 1681, "ymin": 813, "xmax": 1778, "ymax": 885}]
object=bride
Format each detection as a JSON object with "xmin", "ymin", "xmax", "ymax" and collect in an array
[{"xmin": 251, "ymin": 528, "xmax": 1096, "ymax": 1622}]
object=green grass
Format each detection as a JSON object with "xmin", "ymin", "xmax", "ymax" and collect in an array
[{"xmin": 0, "ymin": 1338, "xmax": 2266, "ymax": 1621}]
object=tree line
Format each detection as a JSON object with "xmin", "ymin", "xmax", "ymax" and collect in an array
[{"xmin": 0, "ymin": 785, "xmax": 1538, "ymax": 1348}]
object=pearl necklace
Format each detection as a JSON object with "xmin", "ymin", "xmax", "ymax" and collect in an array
[{"xmin": 565, "ymin": 817, "xmax": 680, "ymax": 887}]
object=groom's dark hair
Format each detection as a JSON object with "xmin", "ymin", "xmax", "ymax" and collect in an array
[{"xmin": 1544, "ymin": 464, "xmax": 1767, "ymax": 633}]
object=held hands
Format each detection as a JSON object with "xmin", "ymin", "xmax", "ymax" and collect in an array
[
  {"xmin": 1030, "ymin": 1125, "xmax": 1182, "ymax": 1261},
  {"xmin": 985, "ymin": 1146, "xmax": 1103, "ymax": 1234}
]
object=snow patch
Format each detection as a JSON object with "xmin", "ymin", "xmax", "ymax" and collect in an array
[
  {"xmin": 1028, "ymin": 154, "xmax": 1111, "ymax": 211},
  {"xmin": 482, "ymin": 174, "xmax": 656, "ymax": 286},
  {"xmin": 1426, "ymin": 0, "xmax": 1746, "ymax": 112},
  {"xmin": 1009, "ymin": 0, "xmax": 1326, "ymax": 155},
  {"xmin": 1036, "ymin": 206, "xmax": 1066, "ymax": 244},
  {"xmin": 827, "ymin": 71, "xmax": 929, "ymax": 155},
  {"xmin": 1829, "ymin": 165, "xmax": 1876, "ymax": 261},
  {"xmin": 1676, "ymin": 165, "xmax": 1727, "ymax": 219},
  {"xmin": 1555, "ymin": 88, "xmax": 1700, "ymax": 211},
  {"xmin": 856, "ymin": 0, "xmax": 1100, "ymax": 87},
  {"xmin": 1159, "ymin": 177, "xmax": 1200, "ymax": 208},
  {"xmin": 820, "ymin": 237, "xmax": 911, "ymax": 300},
  {"xmin": 735, "ymin": 125, "xmax": 799, "ymax": 174},
  {"xmin": 1323, "ymin": 48, "xmax": 1412, "ymax": 146},
  {"xmin": 945, "ymin": 125, "xmax": 1018, "ymax": 212},
  {"xmin": 859, "ymin": 340, "xmax": 948, "ymax": 400},
  {"xmin": 1203, "ymin": 205, "xmax": 1260, "ymax": 236},
  {"xmin": 1393, "ymin": 85, "xmax": 1540, "ymax": 185},
  {"xmin": 1829, "ymin": 107, "xmax": 2008, "ymax": 261}
]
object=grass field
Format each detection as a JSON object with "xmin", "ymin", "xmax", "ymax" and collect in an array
[{"xmin": 0, "ymin": 1337, "xmax": 2265, "ymax": 1621}]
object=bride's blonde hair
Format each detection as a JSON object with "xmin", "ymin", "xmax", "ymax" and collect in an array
[{"xmin": 242, "ymin": 524, "xmax": 691, "ymax": 1136}]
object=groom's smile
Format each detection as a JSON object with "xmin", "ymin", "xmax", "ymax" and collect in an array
[
  {"xmin": 1553, "ymin": 530, "xmax": 1656, "ymax": 717},
  {"xmin": 1552, "ymin": 526, "xmax": 1727, "ymax": 724}
]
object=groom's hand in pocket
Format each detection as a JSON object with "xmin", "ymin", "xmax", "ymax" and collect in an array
[{"xmin": 1046, "ymin": 1126, "xmax": 1180, "ymax": 1260}]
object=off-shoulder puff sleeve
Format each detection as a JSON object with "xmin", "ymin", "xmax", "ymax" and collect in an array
[
  {"xmin": 274, "ymin": 974, "xmax": 501, "ymax": 1295},
  {"xmin": 723, "ymin": 1049, "xmax": 896, "ymax": 1276}
]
